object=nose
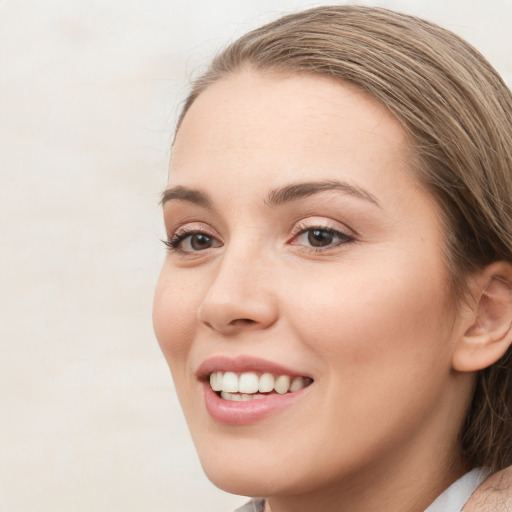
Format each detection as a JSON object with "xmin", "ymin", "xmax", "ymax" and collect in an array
[{"xmin": 197, "ymin": 248, "xmax": 278, "ymax": 335}]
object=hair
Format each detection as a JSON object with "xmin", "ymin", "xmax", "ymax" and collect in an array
[{"xmin": 175, "ymin": 5, "xmax": 512, "ymax": 472}]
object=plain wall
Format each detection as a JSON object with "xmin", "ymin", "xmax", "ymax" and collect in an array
[{"xmin": 1, "ymin": 1, "xmax": 511, "ymax": 511}]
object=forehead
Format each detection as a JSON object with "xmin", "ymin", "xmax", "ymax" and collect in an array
[{"xmin": 170, "ymin": 70, "xmax": 417, "ymax": 201}]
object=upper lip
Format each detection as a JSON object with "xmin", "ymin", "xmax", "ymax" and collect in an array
[{"xmin": 196, "ymin": 355, "xmax": 312, "ymax": 380}]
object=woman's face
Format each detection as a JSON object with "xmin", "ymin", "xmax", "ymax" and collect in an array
[{"xmin": 154, "ymin": 71, "xmax": 470, "ymax": 499}]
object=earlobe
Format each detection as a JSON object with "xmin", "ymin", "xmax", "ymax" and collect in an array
[{"xmin": 452, "ymin": 262, "xmax": 512, "ymax": 372}]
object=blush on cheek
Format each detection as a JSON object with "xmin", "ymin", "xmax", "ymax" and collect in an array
[{"xmin": 153, "ymin": 287, "xmax": 196, "ymax": 358}]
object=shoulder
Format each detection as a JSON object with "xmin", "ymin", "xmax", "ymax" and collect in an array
[
  {"xmin": 463, "ymin": 466, "xmax": 512, "ymax": 511},
  {"xmin": 234, "ymin": 498, "xmax": 266, "ymax": 512}
]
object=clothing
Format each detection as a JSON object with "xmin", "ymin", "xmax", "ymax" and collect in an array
[
  {"xmin": 234, "ymin": 499, "xmax": 265, "ymax": 512},
  {"xmin": 234, "ymin": 468, "xmax": 490, "ymax": 512},
  {"xmin": 424, "ymin": 468, "xmax": 490, "ymax": 512}
]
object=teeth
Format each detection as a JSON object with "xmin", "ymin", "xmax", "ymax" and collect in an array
[
  {"xmin": 274, "ymin": 375, "xmax": 291, "ymax": 394},
  {"xmin": 222, "ymin": 372, "xmax": 239, "ymax": 393},
  {"xmin": 210, "ymin": 371, "xmax": 223, "ymax": 392},
  {"xmin": 221, "ymin": 391, "xmax": 269, "ymax": 401},
  {"xmin": 210, "ymin": 371, "xmax": 311, "ymax": 397},
  {"xmin": 258, "ymin": 373, "xmax": 274, "ymax": 393},
  {"xmin": 290, "ymin": 376, "xmax": 305, "ymax": 392},
  {"xmin": 239, "ymin": 372, "xmax": 259, "ymax": 394}
]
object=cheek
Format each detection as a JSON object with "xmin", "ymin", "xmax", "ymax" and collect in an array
[
  {"xmin": 273, "ymin": 258, "xmax": 457, "ymax": 470},
  {"xmin": 153, "ymin": 268, "xmax": 199, "ymax": 374},
  {"xmin": 285, "ymin": 253, "xmax": 454, "ymax": 386}
]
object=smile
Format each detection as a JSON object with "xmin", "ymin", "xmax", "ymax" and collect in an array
[
  {"xmin": 198, "ymin": 356, "xmax": 314, "ymax": 425},
  {"xmin": 210, "ymin": 371, "xmax": 313, "ymax": 401}
]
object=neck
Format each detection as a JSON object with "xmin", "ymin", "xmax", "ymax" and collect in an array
[{"xmin": 265, "ymin": 438, "xmax": 467, "ymax": 512}]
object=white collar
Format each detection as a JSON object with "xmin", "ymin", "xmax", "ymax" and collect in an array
[{"xmin": 424, "ymin": 468, "xmax": 491, "ymax": 512}]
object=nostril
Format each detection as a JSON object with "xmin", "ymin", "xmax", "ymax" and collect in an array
[{"xmin": 230, "ymin": 318, "xmax": 257, "ymax": 326}]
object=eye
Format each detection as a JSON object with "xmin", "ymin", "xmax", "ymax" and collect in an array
[
  {"xmin": 291, "ymin": 226, "xmax": 354, "ymax": 250},
  {"xmin": 164, "ymin": 228, "xmax": 222, "ymax": 254}
]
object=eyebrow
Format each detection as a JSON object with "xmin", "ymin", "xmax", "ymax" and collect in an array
[
  {"xmin": 160, "ymin": 180, "xmax": 380, "ymax": 209},
  {"xmin": 160, "ymin": 186, "xmax": 212, "ymax": 208},
  {"xmin": 265, "ymin": 180, "xmax": 380, "ymax": 208}
]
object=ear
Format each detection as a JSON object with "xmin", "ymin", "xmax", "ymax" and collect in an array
[{"xmin": 452, "ymin": 261, "xmax": 512, "ymax": 372}]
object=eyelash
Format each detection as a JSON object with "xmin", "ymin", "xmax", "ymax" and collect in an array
[
  {"xmin": 289, "ymin": 223, "xmax": 354, "ymax": 252},
  {"xmin": 163, "ymin": 227, "xmax": 219, "ymax": 254},
  {"xmin": 163, "ymin": 223, "xmax": 354, "ymax": 254}
]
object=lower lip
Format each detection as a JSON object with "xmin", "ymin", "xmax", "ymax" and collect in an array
[{"xmin": 202, "ymin": 382, "xmax": 309, "ymax": 426}]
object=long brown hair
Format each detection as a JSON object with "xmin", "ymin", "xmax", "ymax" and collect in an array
[{"xmin": 176, "ymin": 5, "xmax": 512, "ymax": 472}]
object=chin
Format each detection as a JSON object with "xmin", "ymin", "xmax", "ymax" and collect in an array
[
  {"xmin": 202, "ymin": 461, "xmax": 278, "ymax": 497},
  {"xmin": 198, "ymin": 441, "xmax": 337, "ymax": 499},
  {"xmin": 196, "ymin": 440, "xmax": 303, "ymax": 497}
]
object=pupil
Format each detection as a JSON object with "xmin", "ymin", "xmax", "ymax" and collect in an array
[
  {"xmin": 308, "ymin": 229, "xmax": 333, "ymax": 247},
  {"xmin": 191, "ymin": 234, "xmax": 211, "ymax": 250}
]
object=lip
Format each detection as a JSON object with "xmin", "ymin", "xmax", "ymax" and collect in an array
[
  {"xmin": 197, "ymin": 355, "xmax": 313, "ymax": 426},
  {"xmin": 196, "ymin": 355, "xmax": 311, "ymax": 379},
  {"xmin": 202, "ymin": 381, "xmax": 311, "ymax": 426}
]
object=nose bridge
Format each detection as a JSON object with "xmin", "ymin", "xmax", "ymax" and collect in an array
[{"xmin": 197, "ymin": 236, "xmax": 277, "ymax": 333}]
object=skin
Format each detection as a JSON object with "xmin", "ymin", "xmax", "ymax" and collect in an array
[
  {"xmin": 153, "ymin": 71, "xmax": 480, "ymax": 512},
  {"xmin": 463, "ymin": 467, "xmax": 512, "ymax": 511}
]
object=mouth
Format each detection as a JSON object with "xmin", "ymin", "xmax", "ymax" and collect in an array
[
  {"xmin": 209, "ymin": 371, "xmax": 313, "ymax": 401},
  {"xmin": 197, "ymin": 356, "xmax": 314, "ymax": 425}
]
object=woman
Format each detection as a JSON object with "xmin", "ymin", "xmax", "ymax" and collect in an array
[{"xmin": 153, "ymin": 6, "xmax": 512, "ymax": 511}]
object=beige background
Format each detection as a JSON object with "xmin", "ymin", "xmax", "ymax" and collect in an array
[{"xmin": 1, "ymin": 1, "xmax": 510, "ymax": 511}]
